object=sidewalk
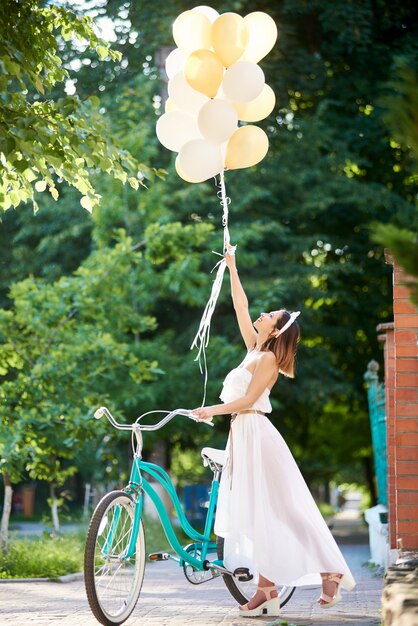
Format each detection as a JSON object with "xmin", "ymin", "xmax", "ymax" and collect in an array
[{"xmin": 0, "ymin": 506, "xmax": 383, "ymax": 626}]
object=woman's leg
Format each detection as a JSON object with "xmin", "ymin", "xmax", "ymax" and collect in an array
[
  {"xmin": 318, "ymin": 572, "xmax": 343, "ymax": 605},
  {"xmin": 243, "ymin": 573, "xmax": 279, "ymax": 610}
]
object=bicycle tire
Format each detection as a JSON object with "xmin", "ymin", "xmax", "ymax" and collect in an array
[
  {"xmin": 84, "ymin": 490, "xmax": 146, "ymax": 626},
  {"xmin": 216, "ymin": 535, "xmax": 296, "ymax": 608}
]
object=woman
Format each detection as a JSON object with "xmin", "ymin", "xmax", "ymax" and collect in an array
[{"xmin": 192, "ymin": 247, "xmax": 355, "ymax": 617}]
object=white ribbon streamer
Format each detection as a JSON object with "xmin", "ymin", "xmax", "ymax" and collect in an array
[{"xmin": 191, "ymin": 170, "xmax": 231, "ymax": 406}]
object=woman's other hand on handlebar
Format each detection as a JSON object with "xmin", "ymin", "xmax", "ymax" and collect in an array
[{"xmin": 191, "ymin": 407, "xmax": 214, "ymax": 423}]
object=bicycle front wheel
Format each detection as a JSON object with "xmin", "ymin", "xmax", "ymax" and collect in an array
[
  {"xmin": 216, "ymin": 535, "xmax": 296, "ymax": 608},
  {"xmin": 84, "ymin": 491, "xmax": 146, "ymax": 626}
]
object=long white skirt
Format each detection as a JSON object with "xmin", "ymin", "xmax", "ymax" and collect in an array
[{"xmin": 214, "ymin": 413, "xmax": 356, "ymax": 589}]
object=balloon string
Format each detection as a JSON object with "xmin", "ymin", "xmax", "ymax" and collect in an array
[{"xmin": 191, "ymin": 170, "xmax": 231, "ymax": 406}]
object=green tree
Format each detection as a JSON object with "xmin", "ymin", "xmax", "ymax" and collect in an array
[
  {"xmin": 373, "ymin": 59, "xmax": 418, "ymax": 304},
  {"xmin": 0, "ymin": 0, "xmax": 152, "ymax": 214},
  {"xmin": 2, "ymin": 0, "xmax": 418, "ymax": 505},
  {"xmin": 0, "ymin": 222, "xmax": 217, "ymax": 535}
]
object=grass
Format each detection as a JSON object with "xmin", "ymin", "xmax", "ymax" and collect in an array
[
  {"xmin": 0, "ymin": 533, "xmax": 85, "ymax": 579},
  {"xmin": 0, "ymin": 514, "xmax": 190, "ymax": 579}
]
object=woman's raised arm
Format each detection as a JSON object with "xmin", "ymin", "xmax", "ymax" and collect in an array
[{"xmin": 225, "ymin": 246, "xmax": 257, "ymax": 350}]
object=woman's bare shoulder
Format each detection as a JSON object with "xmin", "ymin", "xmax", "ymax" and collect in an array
[
  {"xmin": 258, "ymin": 350, "xmax": 276, "ymax": 364},
  {"xmin": 254, "ymin": 351, "xmax": 278, "ymax": 374}
]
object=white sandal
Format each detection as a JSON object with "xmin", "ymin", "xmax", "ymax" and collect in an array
[
  {"xmin": 318, "ymin": 573, "xmax": 343, "ymax": 608},
  {"xmin": 239, "ymin": 584, "xmax": 281, "ymax": 617}
]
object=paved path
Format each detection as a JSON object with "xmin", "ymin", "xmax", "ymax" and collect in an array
[{"xmin": 0, "ymin": 513, "xmax": 383, "ymax": 626}]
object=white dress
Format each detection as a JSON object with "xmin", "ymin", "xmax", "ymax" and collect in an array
[{"xmin": 214, "ymin": 358, "xmax": 356, "ymax": 590}]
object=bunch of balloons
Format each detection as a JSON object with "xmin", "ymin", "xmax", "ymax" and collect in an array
[{"xmin": 156, "ymin": 6, "xmax": 277, "ymax": 183}]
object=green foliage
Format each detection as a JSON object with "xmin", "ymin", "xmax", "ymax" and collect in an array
[
  {"xmin": 170, "ymin": 445, "xmax": 210, "ymax": 487},
  {"xmin": 372, "ymin": 224, "xmax": 418, "ymax": 305},
  {"xmin": 317, "ymin": 503, "xmax": 337, "ymax": 519},
  {"xmin": 0, "ymin": 222, "xmax": 222, "ymax": 504},
  {"xmin": 0, "ymin": 0, "xmax": 152, "ymax": 213},
  {"xmin": 372, "ymin": 57, "xmax": 418, "ymax": 303},
  {"xmin": 0, "ymin": 234, "xmax": 156, "ymax": 490},
  {"xmin": 0, "ymin": 533, "xmax": 84, "ymax": 578},
  {"xmin": 1, "ymin": 0, "xmax": 418, "ymax": 508},
  {"xmin": 380, "ymin": 58, "xmax": 418, "ymax": 162}
]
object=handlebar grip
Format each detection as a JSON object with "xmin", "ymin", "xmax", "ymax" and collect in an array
[{"xmin": 94, "ymin": 407, "xmax": 105, "ymax": 419}]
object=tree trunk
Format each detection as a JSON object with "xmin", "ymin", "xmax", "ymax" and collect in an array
[
  {"xmin": 0, "ymin": 474, "xmax": 13, "ymax": 552},
  {"xmin": 49, "ymin": 483, "xmax": 60, "ymax": 536},
  {"xmin": 83, "ymin": 482, "xmax": 91, "ymax": 519}
]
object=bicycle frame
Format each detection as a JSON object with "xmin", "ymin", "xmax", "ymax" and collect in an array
[
  {"xmin": 122, "ymin": 456, "xmax": 219, "ymax": 570},
  {"xmin": 95, "ymin": 406, "xmax": 221, "ymax": 573}
]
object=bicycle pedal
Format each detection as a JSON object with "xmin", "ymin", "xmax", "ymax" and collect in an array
[
  {"xmin": 233, "ymin": 567, "xmax": 253, "ymax": 582},
  {"xmin": 148, "ymin": 552, "xmax": 169, "ymax": 561}
]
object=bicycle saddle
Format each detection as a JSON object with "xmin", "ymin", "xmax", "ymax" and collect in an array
[{"xmin": 201, "ymin": 447, "xmax": 226, "ymax": 470}]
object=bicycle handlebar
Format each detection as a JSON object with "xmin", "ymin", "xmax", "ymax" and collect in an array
[{"xmin": 93, "ymin": 406, "xmax": 214, "ymax": 431}]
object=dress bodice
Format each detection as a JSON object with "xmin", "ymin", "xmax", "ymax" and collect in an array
[{"xmin": 219, "ymin": 367, "xmax": 272, "ymax": 413}]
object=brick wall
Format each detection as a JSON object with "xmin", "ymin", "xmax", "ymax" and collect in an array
[{"xmin": 382, "ymin": 254, "xmax": 418, "ymax": 551}]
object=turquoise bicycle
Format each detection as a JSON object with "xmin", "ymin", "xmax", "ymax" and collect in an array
[{"xmin": 84, "ymin": 406, "xmax": 295, "ymax": 625}]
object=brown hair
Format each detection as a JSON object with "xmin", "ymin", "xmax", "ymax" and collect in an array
[{"xmin": 260, "ymin": 310, "xmax": 300, "ymax": 378}]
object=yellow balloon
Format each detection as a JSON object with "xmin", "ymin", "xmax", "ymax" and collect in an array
[
  {"xmin": 225, "ymin": 125, "xmax": 269, "ymax": 170},
  {"xmin": 173, "ymin": 10, "xmax": 212, "ymax": 53},
  {"xmin": 243, "ymin": 12, "xmax": 278, "ymax": 63},
  {"xmin": 233, "ymin": 84, "xmax": 276, "ymax": 122},
  {"xmin": 211, "ymin": 13, "xmax": 249, "ymax": 68},
  {"xmin": 185, "ymin": 50, "xmax": 224, "ymax": 98}
]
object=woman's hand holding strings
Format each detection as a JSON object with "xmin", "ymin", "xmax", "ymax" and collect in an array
[{"xmin": 224, "ymin": 243, "xmax": 237, "ymax": 271}]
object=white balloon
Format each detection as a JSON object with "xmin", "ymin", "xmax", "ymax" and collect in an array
[
  {"xmin": 192, "ymin": 5, "xmax": 219, "ymax": 23},
  {"xmin": 156, "ymin": 111, "xmax": 201, "ymax": 152},
  {"xmin": 175, "ymin": 155, "xmax": 198, "ymax": 183},
  {"xmin": 168, "ymin": 72, "xmax": 209, "ymax": 115},
  {"xmin": 198, "ymin": 100, "xmax": 238, "ymax": 144},
  {"xmin": 165, "ymin": 48, "xmax": 187, "ymax": 79},
  {"xmin": 164, "ymin": 97, "xmax": 177, "ymax": 113},
  {"xmin": 222, "ymin": 61, "xmax": 265, "ymax": 103},
  {"xmin": 220, "ymin": 141, "xmax": 228, "ymax": 168},
  {"xmin": 178, "ymin": 139, "xmax": 223, "ymax": 183}
]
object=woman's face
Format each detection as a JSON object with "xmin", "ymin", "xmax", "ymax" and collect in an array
[{"xmin": 253, "ymin": 310, "xmax": 282, "ymax": 334}]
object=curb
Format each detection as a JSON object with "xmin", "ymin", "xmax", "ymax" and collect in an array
[{"xmin": 0, "ymin": 572, "xmax": 83, "ymax": 583}]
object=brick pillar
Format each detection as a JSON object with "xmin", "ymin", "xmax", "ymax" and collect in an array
[{"xmin": 385, "ymin": 252, "xmax": 418, "ymax": 553}]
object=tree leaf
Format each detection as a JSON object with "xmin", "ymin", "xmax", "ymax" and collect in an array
[
  {"xmin": 35, "ymin": 181, "xmax": 47, "ymax": 192},
  {"xmin": 49, "ymin": 187, "xmax": 59, "ymax": 201},
  {"xmin": 80, "ymin": 196, "xmax": 94, "ymax": 212},
  {"xmin": 96, "ymin": 45, "xmax": 108, "ymax": 60},
  {"xmin": 128, "ymin": 177, "xmax": 139, "ymax": 190}
]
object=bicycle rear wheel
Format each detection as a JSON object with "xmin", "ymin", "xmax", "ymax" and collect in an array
[
  {"xmin": 84, "ymin": 491, "xmax": 146, "ymax": 626},
  {"xmin": 216, "ymin": 535, "xmax": 296, "ymax": 608}
]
